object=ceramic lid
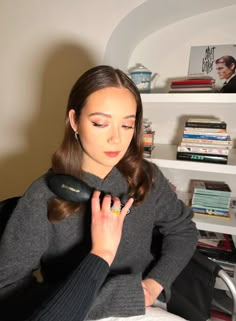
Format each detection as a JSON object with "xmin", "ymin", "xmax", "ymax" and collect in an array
[{"xmin": 129, "ymin": 63, "xmax": 151, "ymax": 74}]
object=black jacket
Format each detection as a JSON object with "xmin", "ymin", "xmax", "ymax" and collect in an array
[{"xmin": 220, "ymin": 74, "xmax": 236, "ymax": 93}]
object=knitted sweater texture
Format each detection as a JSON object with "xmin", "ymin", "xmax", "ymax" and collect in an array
[
  {"xmin": 28, "ymin": 254, "xmax": 109, "ymax": 321},
  {"xmin": 0, "ymin": 164, "xmax": 198, "ymax": 320}
]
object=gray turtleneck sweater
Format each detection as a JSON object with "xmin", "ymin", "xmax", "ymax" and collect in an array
[{"xmin": 0, "ymin": 164, "xmax": 198, "ymax": 320}]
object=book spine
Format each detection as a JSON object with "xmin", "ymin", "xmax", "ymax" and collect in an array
[
  {"xmin": 192, "ymin": 201, "xmax": 230, "ymax": 210},
  {"xmin": 192, "ymin": 182, "xmax": 231, "ymax": 193},
  {"xmin": 169, "ymin": 88, "xmax": 214, "ymax": 93},
  {"xmin": 211, "ymin": 309, "xmax": 232, "ymax": 320},
  {"xmin": 172, "ymin": 79, "xmax": 215, "ymax": 85},
  {"xmin": 144, "ymin": 145, "xmax": 155, "ymax": 151},
  {"xmin": 187, "ymin": 118, "xmax": 225, "ymax": 123},
  {"xmin": 194, "ymin": 212, "xmax": 230, "ymax": 219},
  {"xmin": 180, "ymin": 142, "xmax": 231, "ymax": 149},
  {"xmin": 192, "ymin": 202, "xmax": 230, "ymax": 210},
  {"xmin": 182, "ymin": 134, "xmax": 229, "ymax": 140},
  {"xmin": 192, "ymin": 207, "xmax": 229, "ymax": 215},
  {"xmin": 185, "ymin": 122, "xmax": 227, "ymax": 129},
  {"xmin": 184, "ymin": 127, "xmax": 227, "ymax": 133},
  {"xmin": 192, "ymin": 200, "xmax": 230, "ymax": 207},
  {"xmin": 177, "ymin": 146, "xmax": 229, "ymax": 155},
  {"xmin": 176, "ymin": 152, "xmax": 228, "ymax": 164},
  {"xmin": 171, "ymin": 84, "xmax": 214, "ymax": 88},
  {"xmin": 192, "ymin": 189, "xmax": 231, "ymax": 196},
  {"xmin": 181, "ymin": 138, "xmax": 232, "ymax": 145}
]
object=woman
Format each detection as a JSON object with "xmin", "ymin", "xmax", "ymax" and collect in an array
[{"xmin": 0, "ymin": 65, "xmax": 198, "ymax": 320}]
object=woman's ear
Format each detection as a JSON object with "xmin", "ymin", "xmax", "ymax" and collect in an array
[{"xmin": 68, "ymin": 109, "xmax": 78, "ymax": 132}]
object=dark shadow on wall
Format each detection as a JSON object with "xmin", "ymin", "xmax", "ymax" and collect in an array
[{"xmin": 0, "ymin": 42, "xmax": 96, "ymax": 199}]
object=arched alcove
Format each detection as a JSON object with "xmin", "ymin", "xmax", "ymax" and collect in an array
[{"xmin": 103, "ymin": 0, "xmax": 235, "ymax": 70}]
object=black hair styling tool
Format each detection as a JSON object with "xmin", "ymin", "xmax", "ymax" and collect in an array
[
  {"xmin": 47, "ymin": 173, "xmax": 131, "ymax": 214},
  {"xmin": 47, "ymin": 173, "xmax": 93, "ymax": 203}
]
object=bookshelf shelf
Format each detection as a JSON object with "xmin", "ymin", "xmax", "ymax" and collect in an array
[
  {"xmin": 148, "ymin": 144, "xmax": 236, "ymax": 175},
  {"xmin": 141, "ymin": 93, "xmax": 236, "ymax": 104},
  {"xmin": 193, "ymin": 208, "xmax": 236, "ymax": 235}
]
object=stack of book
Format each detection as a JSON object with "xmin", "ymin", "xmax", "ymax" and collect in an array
[
  {"xmin": 191, "ymin": 180, "xmax": 232, "ymax": 219},
  {"xmin": 169, "ymin": 77, "xmax": 216, "ymax": 93},
  {"xmin": 143, "ymin": 118, "xmax": 155, "ymax": 157},
  {"xmin": 197, "ymin": 230, "xmax": 235, "ymax": 259},
  {"xmin": 177, "ymin": 118, "xmax": 232, "ymax": 164}
]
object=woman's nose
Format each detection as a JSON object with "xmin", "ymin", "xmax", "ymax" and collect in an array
[{"xmin": 108, "ymin": 126, "xmax": 121, "ymax": 144}]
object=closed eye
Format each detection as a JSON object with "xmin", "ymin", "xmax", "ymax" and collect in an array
[
  {"xmin": 92, "ymin": 122, "xmax": 107, "ymax": 128},
  {"xmin": 122, "ymin": 125, "xmax": 134, "ymax": 129}
]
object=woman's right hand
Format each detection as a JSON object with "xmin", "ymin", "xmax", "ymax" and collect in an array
[{"xmin": 90, "ymin": 191, "xmax": 133, "ymax": 266}]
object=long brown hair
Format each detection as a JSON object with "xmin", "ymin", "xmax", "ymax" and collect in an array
[{"xmin": 48, "ymin": 65, "xmax": 154, "ymax": 221}]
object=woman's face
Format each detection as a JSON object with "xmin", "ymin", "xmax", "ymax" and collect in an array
[{"xmin": 70, "ymin": 87, "xmax": 137, "ymax": 178}]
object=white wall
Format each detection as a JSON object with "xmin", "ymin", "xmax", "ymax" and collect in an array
[{"xmin": 0, "ymin": 0, "xmax": 145, "ymax": 198}]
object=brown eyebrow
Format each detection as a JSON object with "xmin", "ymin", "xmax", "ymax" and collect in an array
[{"xmin": 88, "ymin": 112, "xmax": 136, "ymax": 119}]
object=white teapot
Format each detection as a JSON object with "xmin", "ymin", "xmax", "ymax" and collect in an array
[{"xmin": 128, "ymin": 64, "xmax": 159, "ymax": 93}]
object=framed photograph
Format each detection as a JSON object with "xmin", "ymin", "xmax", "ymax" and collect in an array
[{"xmin": 188, "ymin": 44, "xmax": 236, "ymax": 92}]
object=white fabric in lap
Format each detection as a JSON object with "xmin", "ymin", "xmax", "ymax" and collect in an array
[{"xmin": 89, "ymin": 307, "xmax": 188, "ymax": 321}]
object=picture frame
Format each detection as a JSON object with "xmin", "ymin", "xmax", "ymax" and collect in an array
[{"xmin": 188, "ymin": 44, "xmax": 236, "ymax": 92}]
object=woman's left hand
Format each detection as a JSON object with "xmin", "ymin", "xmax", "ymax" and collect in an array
[{"xmin": 142, "ymin": 278, "xmax": 163, "ymax": 307}]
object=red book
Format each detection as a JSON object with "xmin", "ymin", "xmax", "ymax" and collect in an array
[
  {"xmin": 197, "ymin": 234, "xmax": 234, "ymax": 252},
  {"xmin": 211, "ymin": 310, "xmax": 231, "ymax": 321},
  {"xmin": 171, "ymin": 78, "xmax": 215, "ymax": 85}
]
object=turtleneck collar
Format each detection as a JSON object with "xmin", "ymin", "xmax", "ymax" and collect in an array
[{"xmin": 82, "ymin": 167, "xmax": 128, "ymax": 198}]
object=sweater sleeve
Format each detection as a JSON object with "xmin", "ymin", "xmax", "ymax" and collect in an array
[
  {"xmin": 86, "ymin": 272, "xmax": 145, "ymax": 320},
  {"xmin": 146, "ymin": 167, "xmax": 198, "ymax": 299},
  {"xmin": 27, "ymin": 254, "xmax": 109, "ymax": 321}
]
